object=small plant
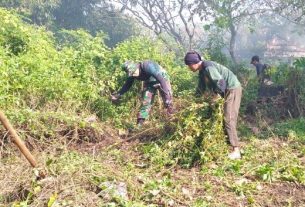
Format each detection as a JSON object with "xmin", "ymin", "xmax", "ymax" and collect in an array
[
  {"xmin": 256, "ymin": 163, "xmax": 275, "ymax": 182},
  {"xmin": 280, "ymin": 165, "xmax": 305, "ymax": 184}
]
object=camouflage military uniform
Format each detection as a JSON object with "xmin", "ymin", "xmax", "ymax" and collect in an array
[
  {"xmin": 117, "ymin": 60, "xmax": 173, "ymax": 123},
  {"xmin": 138, "ymin": 72, "xmax": 171, "ymax": 120}
]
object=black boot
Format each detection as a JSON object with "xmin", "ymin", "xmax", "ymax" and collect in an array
[
  {"xmin": 137, "ymin": 118, "xmax": 145, "ymax": 128},
  {"xmin": 128, "ymin": 118, "xmax": 145, "ymax": 133}
]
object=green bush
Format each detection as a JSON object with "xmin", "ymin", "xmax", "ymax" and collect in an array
[
  {"xmin": 146, "ymin": 99, "xmax": 228, "ymax": 168},
  {"xmin": 0, "ymin": 9, "xmax": 111, "ymax": 123},
  {"xmin": 0, "ymin": 8, "xmax": 196, "ymax": 126}
]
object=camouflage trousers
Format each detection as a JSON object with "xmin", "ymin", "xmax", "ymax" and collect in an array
[{"xmin": 137, "ymin": 81, "xmax": 172, "ymax": 120}]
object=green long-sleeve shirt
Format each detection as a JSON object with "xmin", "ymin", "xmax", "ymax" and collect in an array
[{"xmin": 197, "ymin": 61, "xmax": 241, "ymax": 95}]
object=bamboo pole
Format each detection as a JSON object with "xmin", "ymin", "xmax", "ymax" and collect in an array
[{"xmin": 0, "ymin": 110, "xmax": 37, "ymax": 167}]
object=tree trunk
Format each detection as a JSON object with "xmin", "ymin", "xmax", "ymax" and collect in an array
[
  {"xmin": 188, "ymin": 35, "xmax": 193, "ymax": 50},
  {"xmin": 229, "ymin": 24, "xmax": 238, "ymax": 66}
]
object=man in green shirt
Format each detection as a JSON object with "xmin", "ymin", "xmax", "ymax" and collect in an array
[{"xmin": 184, "ymin": 51, "xmax": 242, "ymax": 160}]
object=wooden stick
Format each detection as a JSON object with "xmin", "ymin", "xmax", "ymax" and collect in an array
[
  {"xmin": 0, "ymin": 110, "xmax": 37, "ymax": 167},
  {"xmin": 106, "ymin": 127, "xmax": 155, "ymax": 150}
]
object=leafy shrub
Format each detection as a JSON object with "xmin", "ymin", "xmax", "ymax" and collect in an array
[
  {"xmin": 146, "ymin": 99, "xmax": 228, "ymax": 168},
  {"xmin": 0, "ymin": 8, "xmax": 196, "ymax": 127}
]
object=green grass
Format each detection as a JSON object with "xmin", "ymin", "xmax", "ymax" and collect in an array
[
  {"xmin": 273, "ymin": 118, "xmax": 305, "ymax": 141},
  {"xmin": 2, "ymin": 124, "xmax": 305, "ymax": 206}
]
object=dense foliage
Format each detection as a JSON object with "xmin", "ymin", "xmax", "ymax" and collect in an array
[
  {"xmin": 0, "ymin": 8, "xmax": 194, "ymax": 123},
  {"xmin": 1, "ymin": 7, "xmax": 305, "ymax": 207}
]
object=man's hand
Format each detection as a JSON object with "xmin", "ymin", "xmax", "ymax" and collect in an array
[
  {"xmin": 165, "ymin": 102, "xmax": 175, "ymax": 117},
  {"xmin": 110, "ymin": 93, "xmax": 121, "ymax": 103},
  {"xmin": 167, "ymin": 105, "xmax": 175, "ymax": 115},
  {"xmin": 211, "ymin": 94, "xmax": 222, "ymax": 103},
  {"xmin": 152, "ymin": 83, "xmax": 161, "ymax": 89}
]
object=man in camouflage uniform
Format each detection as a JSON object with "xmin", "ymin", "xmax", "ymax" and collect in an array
[{"xmin": 111, "ymin": 60, "xmax": 174, "ymax": 126}]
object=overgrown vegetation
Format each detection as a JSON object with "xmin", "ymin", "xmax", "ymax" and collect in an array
[{"xmin": 0, "ymin": 8, "xmax": 305, "ymax": 207}]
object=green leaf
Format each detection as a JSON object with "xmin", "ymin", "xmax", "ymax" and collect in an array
[{"xmin": 47, "ymin": 193, "xmax": 57, "ymax": 207}]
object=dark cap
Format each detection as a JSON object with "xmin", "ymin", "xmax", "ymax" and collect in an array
[
  {"xmin": 121, "ymin": 61, "xmax": 138, "ymax": 77},
  {"xmin": 184, "ymin": 51, "xmax": 202, "ymax": 65},
  {"xmin": 251, "ymin": 55, "xmax": 259, "ymax": 64}
]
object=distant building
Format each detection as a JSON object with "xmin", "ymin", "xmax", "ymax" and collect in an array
[{"xmin": 264, "ymin": 35, "xmax": 305, "ymax": 58}]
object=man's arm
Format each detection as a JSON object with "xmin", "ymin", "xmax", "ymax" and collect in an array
[
  {"xmin": 256, "ymin": 64, "xmax": 264, "ymax": 76},
  {"xmin": 117, "ymin": 77, "xmax": 134, "ymax": 96},
  {"xmin": 196, "ymin": 74, "xmax": 206, "ymax": 96},
  {"xmin": 206, "ymin": 66, "xmax": 227, "ymax": 93}
]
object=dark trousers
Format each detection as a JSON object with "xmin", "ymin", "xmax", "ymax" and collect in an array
[{"xmin": 224, "ymin": 87, "xmax": 242, "ymax": 147}]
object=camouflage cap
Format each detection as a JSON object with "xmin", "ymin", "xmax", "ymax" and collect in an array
[{"xmin": 121, "ymin": 61, "xmax": 139, "ymax": 77}]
